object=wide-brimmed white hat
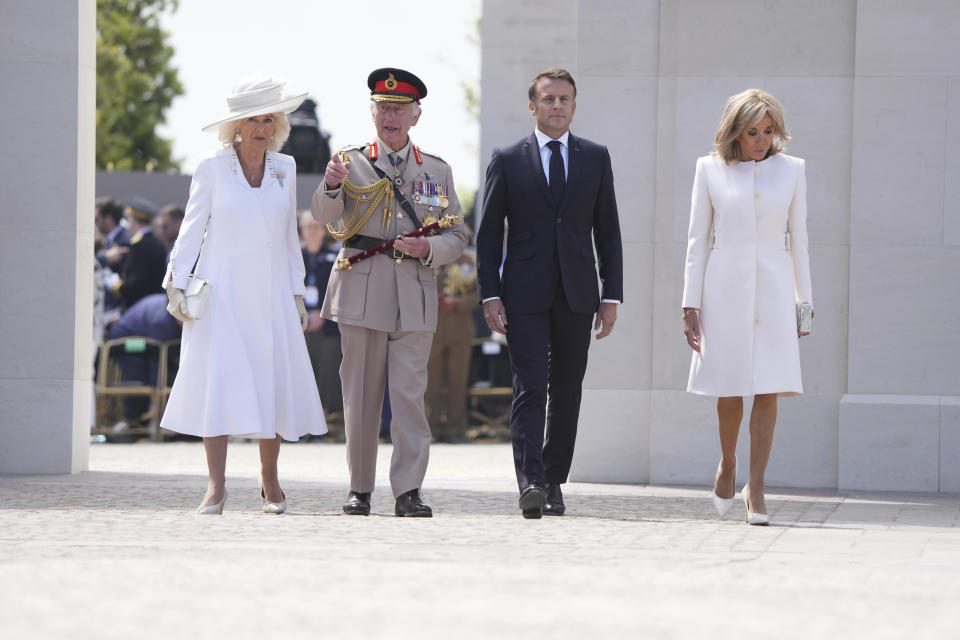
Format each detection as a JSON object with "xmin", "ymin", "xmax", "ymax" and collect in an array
[{"xmin": 201, "ymin": 72, "xmax": 308, "ymax": 132}]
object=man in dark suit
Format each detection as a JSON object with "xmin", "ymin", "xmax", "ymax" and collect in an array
[
  {"xmin": 105, "ymin": 197, "xmax": 168, "ymax": 311},
  {"xmin": 477, "ymin": 68, "xmax": 623, "ymax": 519}
]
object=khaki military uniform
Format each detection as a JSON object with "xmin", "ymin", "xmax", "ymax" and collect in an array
[
  {"xmin": 425, "ymin": 248, "xmax": 478, "ymax": 439},
  {"xmin": 311, "ymin": 135, "xmax": 468, "ymax": 497}
]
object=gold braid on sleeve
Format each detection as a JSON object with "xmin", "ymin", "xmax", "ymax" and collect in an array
[{"xmin": 326, "ymin": 150, "xmax": 395, "ymax": 241}]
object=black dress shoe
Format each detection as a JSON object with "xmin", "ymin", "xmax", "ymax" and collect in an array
[
  {"xmin": 395, "ymin": 489, "xmax": 433, "ymax": 517},
  {"xmin": 543, "ymin": 483, "xmax": 566, "ymax": 516},
  {"xmin": 518, "ymin": 482, "xmax": 547, "ymax": 518},
  {"xmin": 342, "ymin": 491, "xmax": 371, "ymax": 516}
]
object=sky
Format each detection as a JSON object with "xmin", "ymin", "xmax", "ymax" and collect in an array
[{"xmin": 158, "ymin": 0, "xmax": 482, "ymax": 190}]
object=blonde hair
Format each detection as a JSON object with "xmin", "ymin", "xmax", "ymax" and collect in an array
[
  {"xmin": 299, "ymin": 209, "xmax": 321, "ymax": 226},
  {"xmin": 713, "ymin": 89, "xmax": 790, "ymax": 164},
  {"xmin": 217, "ymin": 112, "xmax": 291, "ymax": 152}
]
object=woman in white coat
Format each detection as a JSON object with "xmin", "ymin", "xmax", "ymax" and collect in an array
[
  {"xmin": 681, "ymin": 89, "xmax": 812, "ymax": 525},
  {"xmin": 162, "ymin": 73, "xmax": 327, "ymax": 514}
]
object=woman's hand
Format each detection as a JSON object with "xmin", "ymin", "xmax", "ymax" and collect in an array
[
  {"xmin": 294, "ymin": 295, "xmax": 309, "ymax": 332},
  {"xmin": 166, "ymin": 286, "xmax": 190, "ymax": 323},
  {"xmin": 683, "ymin": 308, "xmax": 701, "ymax": 352}
]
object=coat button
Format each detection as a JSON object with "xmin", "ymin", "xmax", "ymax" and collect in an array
[
  {"xmin": 557, "ymin": 217, "xmax": 563, "ymax": 223},
  {"xmin": 754, "ymin": 193, "xmax": 760, "ymax": 199}
]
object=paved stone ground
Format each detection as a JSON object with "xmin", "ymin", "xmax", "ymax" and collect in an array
[{"xmin": 1, "ymin": 442, "xmax": 959, "ymax": 639}]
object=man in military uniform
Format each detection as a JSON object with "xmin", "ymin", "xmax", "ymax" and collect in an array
[
  {"xmin": 426, "ymin": 246, "xmax": 478, "ymax": 443},
  {"xmin": 311, "ymin": 68, "xmax": 469, "ymax": 517},
  {"xmin": 104, "ymin": 197, "xmax": 168, "ymax": 311}
]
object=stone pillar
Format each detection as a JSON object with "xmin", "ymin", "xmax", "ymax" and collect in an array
[
  {"xmin": 838, "ymin": 0, "xmax": 960, "ymax": 492},
  {"xmin": 646, "ymin": 0, "xmax": 857, "ymax": 490},
  {"xmin": 479, "ymin": 0, "xmax": 958, "ymax": 491},
  {"xmin": 0, "ymin": 1, "xmax": 95, "ymax": 473}
]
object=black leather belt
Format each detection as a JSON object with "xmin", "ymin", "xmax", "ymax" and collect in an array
[
  {"xmin": 344, "ymin": 234, "xmax": 417, "ymax": 260},
  {"xmin": 344, "ymin": 234, "xmax": 383, "ymax": 250}
]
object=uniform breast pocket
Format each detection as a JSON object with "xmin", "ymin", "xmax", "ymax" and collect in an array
[
  {"xmin": 412, "ymin": 202, "xmax": 434, "ymax": 223},
  {"xmin": 330, "ymin": 254, "xmax": 372, "ymax": 320}
]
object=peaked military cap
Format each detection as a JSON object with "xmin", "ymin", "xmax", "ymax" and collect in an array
[
  {"xmin": 125, "ymin": 196, "xmax": 159, "ymax": 223},
  {"xmin": 368, "ymin": 68, "xmax": 427, "ymax": 104}
]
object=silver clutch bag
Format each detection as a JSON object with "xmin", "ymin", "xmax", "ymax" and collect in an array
[
  {"xmin": 797, "ymin": 302, "xmax": 814, "ymax": 333},
  {"xmin": 184, "ymin": 275, "xmax": 211, "ymax": 319}
]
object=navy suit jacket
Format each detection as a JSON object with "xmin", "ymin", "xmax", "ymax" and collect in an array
[{"xmin": 477, "ymin": 132, "xmax": 623, "ymax": 315}]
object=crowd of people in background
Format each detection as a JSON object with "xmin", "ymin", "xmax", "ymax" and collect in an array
[{"xmin": 91, "ymin": 193, "xmax": 481, "ymax": 443}]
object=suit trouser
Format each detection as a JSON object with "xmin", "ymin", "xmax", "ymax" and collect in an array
[
  {"xmin": 339, "ymin": 323, "xmax": 433, "ymax": 498},
  {"xmin": 505, "ymin": 285, "xmax": 592, "ymax": 491}
]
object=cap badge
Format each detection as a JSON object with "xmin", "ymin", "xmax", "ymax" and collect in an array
[{"xmin": 385, "ymin": 74, "xmax": 398, "ymax": 90}]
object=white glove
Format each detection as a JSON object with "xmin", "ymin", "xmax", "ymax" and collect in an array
[
  {"xmin": 166, "ymin": 285, "xmax": 191, "ymax": 323},
  {"xmin": 295, "ymin": 295, "xmax": 308, "ymax": 332}
]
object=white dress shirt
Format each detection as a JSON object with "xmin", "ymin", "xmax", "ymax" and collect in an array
[{"xmin": 535, "ymin": 128, "xmax": 569, "ymax": 183}]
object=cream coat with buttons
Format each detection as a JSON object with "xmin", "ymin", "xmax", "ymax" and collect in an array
[{"xmin": 681, "ymin": 153, "xmax": 812, "ymax": 396}]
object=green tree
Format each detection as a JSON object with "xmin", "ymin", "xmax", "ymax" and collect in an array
[{"xmin": 96, "ymin": 0, "xmax": 183, "ymax": 171}]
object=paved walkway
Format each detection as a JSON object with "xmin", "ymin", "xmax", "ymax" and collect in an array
[{"xmin": 1, "ymin": 442, "xmax": 958, "ymax": 639}]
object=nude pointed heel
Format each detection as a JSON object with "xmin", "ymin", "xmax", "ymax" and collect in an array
[
  {"xmin": 196, "ymin": 489, "xmax": 227, "ymax": 515},
  {"xmin": 710, "ymin": 458, "xmax": 737, "ymax": 517}
]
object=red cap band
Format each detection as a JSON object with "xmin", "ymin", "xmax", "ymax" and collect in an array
[{"xmin": 373, "ymin": 79, "xmax": 421, "ymax": 100}]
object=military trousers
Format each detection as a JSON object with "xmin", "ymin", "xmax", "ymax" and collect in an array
[
  {"xmin": 339, "ymin": 323, "xmax": 433, "ymax": 498},
  {"xmin": 425, "ymin": 312, "xmax": 474, "ymax": 438}
]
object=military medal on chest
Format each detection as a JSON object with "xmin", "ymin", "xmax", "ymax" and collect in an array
[{"xmin": 413, "ymin": 171, "xmax": 450, "ymax": 209}]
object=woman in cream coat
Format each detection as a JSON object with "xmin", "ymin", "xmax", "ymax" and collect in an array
[
  {"xmin": 162, "ymin": 73, "xmax": 327, "ymax": 514},
  {"xmin": 681, "ymin": 89, "xmax": 812, "ymax": 525}
]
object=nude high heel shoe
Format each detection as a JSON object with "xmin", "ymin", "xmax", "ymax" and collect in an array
[
  {"xmin": 742, "ymin": 485, "xmax": 770, "ymax": 526},
  {"xmin": 196, "ymin": 489, "xmax": 227, "ymax": 515},
  {"xmin": 260, "ymin": 485, "xmax": 287, "ymax": 515},
  {"xmin": 710, "ymin": 458, "xmax": 737, "ymax": 517}
]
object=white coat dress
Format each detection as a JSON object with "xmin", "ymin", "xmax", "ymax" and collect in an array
[
  {"xmin": 160, "ymin": 147, "xmax": 327, "ymax": 440},
  {"xmin": 681, "ymin": 152, "xmax": 813, "ymax": 397}
]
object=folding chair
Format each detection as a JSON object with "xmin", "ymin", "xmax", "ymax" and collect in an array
[{"xmin": 93, "ymin": 336, "xmax": 164, "ymax": 441}]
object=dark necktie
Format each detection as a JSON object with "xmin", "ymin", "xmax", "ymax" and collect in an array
[{"xmin": 547, "ymin": 140, "xmax": 565, "ymax": 207}]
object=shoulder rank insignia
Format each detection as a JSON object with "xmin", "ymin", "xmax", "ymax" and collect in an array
[
  {"xmin": 337, "ymin": 144, "xmax": 364, "ymax": 164},
  {"xmin": 412, "ymin": 146, "xmax": 446, "ymax": 164}
]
